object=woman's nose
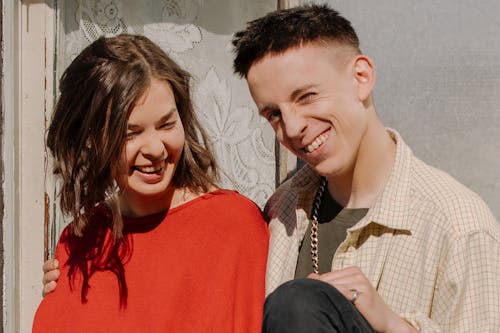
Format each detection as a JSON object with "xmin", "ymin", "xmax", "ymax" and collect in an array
[{"xmin": 139, "ymin": 132, "xmax": 165, "ymax": 160}]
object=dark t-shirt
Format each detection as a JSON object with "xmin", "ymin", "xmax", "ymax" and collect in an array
[{"xmin": 295, "ymin": 191, "xmax": 368, "ymax": 278}]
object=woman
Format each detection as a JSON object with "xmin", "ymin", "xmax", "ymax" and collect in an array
[{"xmin": 33, "ymin": 34, "xmax": 268, "ymax": 332}]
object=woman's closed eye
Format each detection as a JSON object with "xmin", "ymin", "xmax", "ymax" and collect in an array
[
  {"xmin": 126, "ymin": 131, "xmax": 139, "ymax": 140},
  {"xmin": 159, "ymin": 121, "xmax": 176, "ymax": 130}
]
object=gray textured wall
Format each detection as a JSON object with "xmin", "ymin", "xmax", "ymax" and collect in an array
[{"xmin": 306, "ymin": 0, "xmax": 500, "ymax": 219}]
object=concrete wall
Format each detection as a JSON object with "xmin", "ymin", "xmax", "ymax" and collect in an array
[{"xmin": 307, "ymin": 0, "xmax": 500, "ymax": 219}]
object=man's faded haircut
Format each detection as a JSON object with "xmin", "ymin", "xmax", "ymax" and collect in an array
[{"xmin": 232, "ymin": 4, "xmax": 360, "ymax": 78}]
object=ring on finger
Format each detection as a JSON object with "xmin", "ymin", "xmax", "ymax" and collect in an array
[{"xmin": 349, "ymin": 288, "xmax": 362, "ymax": 304}]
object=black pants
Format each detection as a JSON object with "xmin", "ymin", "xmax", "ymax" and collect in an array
[{"xmin": 262, "ymin": 278, "xmax": 375, "ymax": 333}]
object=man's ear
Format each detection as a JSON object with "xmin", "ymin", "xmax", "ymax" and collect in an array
[{"xmin": 353, "ymin": 55, "xmax": 375, "ymax": 101}]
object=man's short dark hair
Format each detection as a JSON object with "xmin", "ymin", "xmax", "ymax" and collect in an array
[{"xmin": 232, "ymin": 4, "xmax": 360, "ymax": 78}]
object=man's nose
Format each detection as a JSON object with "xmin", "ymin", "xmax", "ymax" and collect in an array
[{"xmin": 281, "ymin": 108, "xmax": 307, "ymax": 140}]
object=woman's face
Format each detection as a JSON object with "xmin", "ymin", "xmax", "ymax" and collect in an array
[{"xmin": 114, "ymin": 79, "xmax": 185, "ymax": 216}]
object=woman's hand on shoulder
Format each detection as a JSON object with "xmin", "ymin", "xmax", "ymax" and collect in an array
[{"xmin": 42, "ymin": 258, "xmax": 60, "ymax": 297}]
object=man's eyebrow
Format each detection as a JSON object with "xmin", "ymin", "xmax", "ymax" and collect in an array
[
  {"xmin": 258, "ymin": 84, "xmax": 317, "ymax": 115},
  {"xmin": 290, "ymin": 84, "xmax": 316, "ymax": 101}
]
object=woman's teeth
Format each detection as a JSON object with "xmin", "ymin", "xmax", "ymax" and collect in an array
[{"xmin": 135, "ymin": 163, "xmax": 164, "ymax": 174}]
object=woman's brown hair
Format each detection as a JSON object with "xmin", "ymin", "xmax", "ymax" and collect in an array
[{"xmin": 47, "ymin": 34, "xmax": 218, "ymax": 306}]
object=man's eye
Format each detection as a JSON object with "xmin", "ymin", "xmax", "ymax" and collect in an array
[
  {"xmin": 267, "ymin": 110, "xmax": 281, "ymax": 122},
  {"xmin": 299, "ymin": 92, "xmax": 315, "ymax": 102}
]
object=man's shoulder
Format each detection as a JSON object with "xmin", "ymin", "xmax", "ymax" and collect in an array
[
  {"xmin": 264, "ymin": 165, "xmax": 316, "ymax": 219},
  {"xmin": 411, "ymin": 156, "xmax": 487, "ymax": 213},
  {"xmin": 409, "ymin": 156, "xmax": 498, "ymax": 238},
  {"xmin": 264, "ymin": 173, "xmax": 298, "ymax": 217}
]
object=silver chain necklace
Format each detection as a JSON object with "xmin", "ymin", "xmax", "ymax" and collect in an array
[{"xmin": 310, "ymin": 177, "xmax": 327, "ymax": 274}]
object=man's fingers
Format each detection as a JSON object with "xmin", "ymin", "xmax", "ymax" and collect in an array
[
  {"xmin": 42, "ymin": 281, "xmax": 57, "ymax": 297},
  {"xmin": 42, "ymin": 268, "xmax": 60, "ymax": 285},
  {"xmin": 42, "ymin": 259, "xmax": 59, "ymax": 273},
  {"xmin": 320, "ymin": 266, "xmax": 362, "ymax": 280},
  {"xmin": 310, "ymin": 267, "xmax": 367, "ymax": 286},
  {"xmin": 317, "ymin": 274, "xmax": 366, "ymax": 287},
  {"xmin": 42, "ymin": 259, "xmax": 60, "ymax": 297}
]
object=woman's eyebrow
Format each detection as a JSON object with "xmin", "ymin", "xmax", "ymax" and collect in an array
[{"xmin": 127, "ymin": 107, "xmax": 177, "ymax": 129}]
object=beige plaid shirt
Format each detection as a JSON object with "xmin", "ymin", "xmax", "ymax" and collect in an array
[{"xmin": 264, "ymin": 130, "xmax": 500, "ymax": 332}]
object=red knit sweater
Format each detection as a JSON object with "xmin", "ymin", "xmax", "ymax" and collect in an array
[{"xmin": 33, "ymin": 190, "xmax": 269, "ymax": 332}]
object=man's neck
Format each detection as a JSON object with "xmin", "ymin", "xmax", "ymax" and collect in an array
[{"xmin": 327, "ymin": 118, "xmax": 396, "ymax": 209}]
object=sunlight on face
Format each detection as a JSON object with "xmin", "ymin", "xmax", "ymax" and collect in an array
[
  {"xmin": 114, "ymin": 79, "xmax": 185, "ymax": 216},
  {"xmin": 247, "ymin": 43, "xmax": 369, "ymax": 179}
]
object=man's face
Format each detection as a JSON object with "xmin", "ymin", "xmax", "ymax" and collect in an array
[{"xmin": 247, "ymin": 43, "xmax": 370, "ymax": 179}]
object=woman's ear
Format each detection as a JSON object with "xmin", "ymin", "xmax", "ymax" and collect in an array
[{"xmin": 353, "ymin": 55, "xmax": 375, "ymax": 101}]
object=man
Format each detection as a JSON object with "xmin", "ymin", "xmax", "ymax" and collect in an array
[{"xmin": 232, "ymin": 4, "xmax": 499, "ymax": 332}]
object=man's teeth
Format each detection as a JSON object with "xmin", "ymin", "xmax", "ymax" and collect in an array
[{"xmin": 305, "ymin": 133, "xmax": 328, "ymax": 153}]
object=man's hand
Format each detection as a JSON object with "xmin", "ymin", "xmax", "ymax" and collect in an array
[
  {"xmin": 308, "ymin": 266, "xmax": 417, "ymax": 333},
  {"xmin": 42, "ymin": 258, "xmax": 60, "ymax": 297}
]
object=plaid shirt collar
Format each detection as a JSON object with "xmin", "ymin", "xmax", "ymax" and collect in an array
[{"xmin": 290, "ymin": 129, "xmax": 416, "ymax": 233}]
